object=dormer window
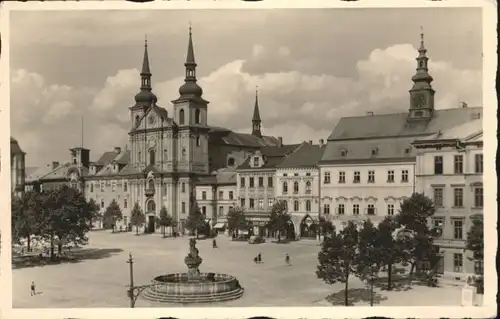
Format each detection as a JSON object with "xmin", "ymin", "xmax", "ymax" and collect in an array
[
  {"xmin": 227, "ymin": 157, "xmax": 235, "ymax": 167},
  {"xmin": 114, "ymin": 164, "xmax": 118, "ymax": 171},
  {"xmin": 371, "ymin": 148, "xmax": 378, "ymax": 156},
  {"xmin": 404, "ymin": 148, "xmax": 411, "ymax": 155},
  {"xmin": 340, "ymin": 149, "xmax": 348, "ymax": 157},
  {"xmin": 253, "ymin": 157, "xmax": 259, "ymax": 167},
  {"xmin": 135, "ymin": 115, "xmax": 140, "ymax": 126}
]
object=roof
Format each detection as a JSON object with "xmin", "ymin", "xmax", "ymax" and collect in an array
[
  {"xmin": 208, "ymin": 128, "xmax": 278, "ymax": 148},
  {"xmin": 196, "ymin": 170, "xmax": 237, "ymax": 186},
  {"xmin": 276, "ymin": 142, "xmax": 325, "ymax": 168},
  {"xmin": 237, "ymin": 144, "xmax": 301, "ymax": 170},
  {"xmin": 328, "ymin": 107, "xmax": 483, "ymax": 141},
  {"xmin": 10, "ymin": 137, "xmax": 25, "ymax": 155},
  {"xmin": 37, "ymin": 163, "xmax": 89, "ymax": 180},
  {"xmin": 95, "ymin": 151, "xmax": 119, "ymax": 166},
  {"xmin": 413, "ymin": 118, "xmax": 483, "ymax": 145}
]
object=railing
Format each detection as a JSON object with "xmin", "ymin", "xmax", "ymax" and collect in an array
[{"xmin": 145, "ymin": 188, "xmax": 155, "ymax": 197}]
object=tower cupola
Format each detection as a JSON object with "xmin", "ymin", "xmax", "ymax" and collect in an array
[
  {"xmin": 178, "ymin": 25, "xmax": 203, "ymax": 98},
  {"xmin": 134, "ymin": 37, "xmax": 157, "ymax": 104}
]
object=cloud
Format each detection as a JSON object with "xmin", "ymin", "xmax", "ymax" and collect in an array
[{"xmin": 11, "ymin": 43, "xmax": 481, "ymax": 167}]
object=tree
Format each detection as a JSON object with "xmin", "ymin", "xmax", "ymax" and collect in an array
[
  {"xmin": 227, "ymin": 206, "xmax": 247, "ymax": 237},
  {"xmin": 466, "ymin": 217, "xmax": 483, "ymax": 293},
  {"xmin": 130, "ymin": 202, "xmax": 146, "ymax": 235},
  {"xmin": 395, "ymin": 193, "xmax": 437, "ymax": 283},
  {"xmin": 375, "ymin": 216, "xmax": 404, "ymax": 290},
  {"xmin": 11, "ymin": 191, "xmax": 43, "ymax": 252},
  {"xmin": 316, "ymin": 221, "xmax": 359, "ymax": 306},
  {"xmin": 102, "ymin": 199, "xmax": 123, "ymax": 232},
  {"xmin": 355, "ymin": 219, "xmax": 381, "ymax": 306},
  {"xmin": 157, "ymin": 206, "xmax": 173, "ymax": 238},
  {"xmin": 185, "ymin": 202, "xmax": 206, "ymax": 238},
  {"xmin": 319, "ymin": 214, "xmax": 336, "ymax": 239},
  {"xmin": 38, "ymin": 185, "xmax": 93, "ymax": 258},
  {"xmin": 267, "ymin": 200, "xmax": 292, "ymax": 242},
  {"xmin": 86, "ymin": 198, "xmax": 101, "ymax": 230}
]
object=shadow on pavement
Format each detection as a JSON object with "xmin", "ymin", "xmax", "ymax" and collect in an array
[
  {"xmin": 12, "ymin": 248, "xmax": 124, "ymax": 269},
  {"xmin": 325, "ymin": 288, "xmax": 388, "ymax": 306},
  {"xmin": 372, "ymin": 276, "xmax": 413, "ymax": 292}
]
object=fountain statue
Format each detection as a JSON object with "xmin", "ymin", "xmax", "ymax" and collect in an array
[{"xmin": 144, "ymin": 237, "xmax": 244, "ymax": 304}]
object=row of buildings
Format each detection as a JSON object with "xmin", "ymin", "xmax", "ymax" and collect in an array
[{"xmin": 16, "ymin": 29, "xmax": 483, "ymax": 277}]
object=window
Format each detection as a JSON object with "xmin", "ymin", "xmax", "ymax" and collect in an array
[
  {"xmin": 196, "ymin": 136, "xmax": 201, "ymax": 147},
  {"xmin": 305, "ymin": 181, "xmax": 311, "ymax": 194},
  {"xmin": 453, "ymin": 253, "xmax": 463, "ymax": 273},
  {"xmin": 202, "ymin": 191, "xmax": 207, "ymax": 200},
  {"xmin": 353, "ymin": 204, "xmax": 360, "ymax": 215},
  {"xmin": 201, "ymin": 206, "xmax": 206, "ymax": 215},
  {"xmin": 402, "ymin": 170, "xmax": 409, "ymax": 182},
  {"xmin": 306, "ymin": 200, "xmax": 311, "ymax": 212},
  {"xmin": 181, "ymin": 202, "xmax": 186, "ymax": 213},
  {"xmin": 249, "ymin": 199, "xmax": 255, "ymax": 209},
  {"xmin": 179, "ymin": 109, "xmax": 185, "ymax": 125},
  {"xmin": 148, "ymin": 179, "xmax": 155, "ymax": 190},
  {"xmin": 268, "ymin": 198, "xmax": 274, "ymax": 208},
  {"xmin": 371, "ymin": 148, "xmax": 378, "ymax": 156},
  {"xmin": 124, "ymin": 216, "xmax": 128, "ymax": 225},
  {"xmin": 258, "ymin": 177, "xmax": 264, "ymax": 187},
  {"xmin": 293, "ymin": 181, "xmax": 299, "ymax": 194},
  {"xmin": 268, "ymin": 176, "xmax": 273, "ymax": 188},
  {"xmin": 324, "ymin": 172, "xmax": 331, "ymax": 184},
  {"xmin": 338, "ymin": 171, "xmax": 345, "ymax": 183},
  {"xmin": 367, "ymin": 204, "xmax": 375, "ymax": 215},
  {"xmin": 100, "ymin": 182, "xmax": 105, "ymax": 192},
  {"xmin": 195, "ymin": 109, "xmax": 201, "ymax": 124},
  {"xmin": 475, "ymin": 153, "xmax": 483, "ymax": 173},
  {"xmin": 240, "ymin": 177, "xmax": 245, "ymax": 187},
  {"xmin": 112, "ymin": 182, "xmax": 116, "ymax": 192},
  {"xmin": 90, "ymin": 183, "xmax": 94, "ymax": 193},
  {"xmin": 434, "ymin": 156, "xmax": 443, "ymax": 175},
  {"xmin": 135, "ymin": 115, "xmax": 140, "ymax": 126},
  {"xmin": 474, "ymin": 260, "xmax": 484, "ymax": 275},
  {"xmin": 181, "ymin": 182, "xmax": 186, "ymax": 193},
  {"xmin": 258, "ymin": 199, "xmax": 264, "ymax": 209},
  {"xmin": 338, "ymin": 204, "xmax": 345, "ymax": 215},
  {"xmin": 387, "ymin": 170, "xmax": 394, "ymax": 183},
  {"xmin": 283, "ymin": 173, "xmax": 288, "ymax": 177},
  {"xmin": 282, "ymin": 182, "xmax": 288, "ymax": 194},
  {"xmin": 294, "ymin": 200, "xmax": 299, "ymax": 212},
  {"xmin": 353, "ymin": 171, "xmax": 360, "ymax": 183},
  {"xmin": 138, "ymin": 151, "xmax": 142, "ymax": 162},
  {"xmin": 249, "ymin": 177, "xmax": 255, "ymax": 188},
  {"xmin": 124, "ymin": 199, "xmax": 128, "ymax": 209},
  {"xmin": 240, "ymin": 198, "xmax": 246, "ymax": 207},
  {"xmin": 323, "ymin": 204, "xmax": 330, "ymax": 215},
  {"xmin": 433, "ymin": 188, "xmax": 444, "ymax": 207},
  {"xmin": 294, "ymin": 173, "xmax": 299, "ymax": 177},
  {"xmin": 454, "ymin": 155, "xmax": 463, "ymax": 174},
  {"xmin": 368, "ymin": 171, "xmax": 375, "ymax": 183},
  {"xmin": 453, "ymin": 188, "xmax": 464, "ymax": 207},
  {"xmin": 253, "ymin": 157, "xmax": 259, "ymax": 167},
  {"xmin": 219, "ymin": 191, "xmax": 223, "ymax": 200},
  {"xmin": 149, "ymin": 149, "xmax": 155, "ymax": 165},
  {"xmin": 306, "ymin": 172, "xmax": 311, "ymax": 176},
  {"xmin": 218, "ymin": 206, "xmax": 223, "ymax": 217},
  {"xmin": 341, "ymin": 149, "xmax": 347, "ymax": 157},
  {"xmin": 474, "ymin": 187, "xmax": 483, "ymax": 208},
  {"xmin": 124, "ymin": 182, "xmax": 128, "ymax": 192},
  {"xmin": 101, "ymin": 200, "xmax": 105, "ymax": 208},
  {"xmin": 387, "ymin": 204, "xmax": 394, "ymax": 215},
  {"xmin": 227, "ymin": 157, "xmax": 235, "ymax": 166},
  {"xmin": 229, "ymin": 191, "xmax": 234, "ymax": 200},
  {"xmin": 164, "ymin": 149, "xmax": 168, "ymax": 162},
  {"xmin": 453, "ymin": 219, "xmax": 463, "ymax": 239},
  {"xmin": 432, "ymin": 218, "xmax": 444, "ymax": 237}
]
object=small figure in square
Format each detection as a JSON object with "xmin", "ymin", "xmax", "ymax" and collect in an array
[
  {"xmin": 285, "ymin": 253, "xmax": 290, "ymax": 266},
  {"xmin": 254, "ymin": 256, "xmax": 258, "ymax": 263},
  {"xmin": 30, "ymin": 281, "xmax": 36, "ymax": 296},
  {"xmin": 257, "ymin": 253, "xmax": 262, "ymax": 263},
  {"xmin": 212, "ymin": 239, "xmax": 217, "ymax": 248}
]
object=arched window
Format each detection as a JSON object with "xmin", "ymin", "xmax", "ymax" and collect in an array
[
  {"xmin": 293, "ymin": 181, "xmax": 299, "ymax": 194},
  {"xmin": 148, "ymin": 179, "xmax": 155, "ymax": 190},
  {"xmin": 138, "ymin": 151, "xmax": 142, "ymax": 162},
  {"xmin": 163, "ymin": 149, "xmax": 167, "ymax": 161},
  {"xmin": 181, "ymin": 182, "xmax": 186, "ymax": 193},
  {"xmin": 294, "ymin": 200, "xmax": 299, "ymax": 212},
  {"xmin": 135, "ymin": 115, "xmax": 140, "ymax": 126},
  {"xmin": 195, "ymin": 109, "xmax": 201, "ymax": 124},
  {"xmin": 306, "ymin": 200, "xmax": 311, "ymax": 212},
  {"xmin": 227, "ymin": 157, "xmax": 235, "ymax": 166},
  {"xmin": 149, "ymin": 149, "xmax": 155, "ymax": 165},
  {"xmin": 305, "ymin": 181, "xmax": 311, "ymax": 194},
  {"xmin": 179, "ymin": 109, "xmax": 185, "ymax": 125},
  {"xmin": 90, "ymin": 183, "xmax": 94, "ymax": 193},
  {"xmin": 196, "ymin": 136, "xmax": 201, "ymax": 147},
  {"xmin": 147, "ymin": 200, "xmax": 156, "ymax": 213},
  {"xmin": 73, "ymin": 158, "xmax": 77, "ymax": 165},
  {"xmin": 283, "ymin": 182, "xmax": 288, "ymax": 194},
  {"xmin": 182, "ymin": 148, "xmax": 186, "ymax": 161}
]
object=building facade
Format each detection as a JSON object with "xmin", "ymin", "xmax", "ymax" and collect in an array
[
  {"xmin": 275, "ymin": 141, "xmax": 325, "ymax": 239},
  {"xmin": 10, "ymin": 137, "xmax": 26, "ymax": 197},
  {"xmin": 412, "ymin": 118, "xmax": 483, "ymax": 277}
]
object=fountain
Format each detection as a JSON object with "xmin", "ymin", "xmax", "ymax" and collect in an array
[{"xmin": 143, "ymin": 238, "xmax": 244, "ymax": 304}]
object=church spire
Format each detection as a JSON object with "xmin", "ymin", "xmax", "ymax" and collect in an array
[
  {"xmin": 252, "ymin": 86, "xmax": 262, "ymax": 138},
  {"xmin": 178, "ymin": 24, "xmax": 203, "ymax": 98},
  {"xmin": 134, "ymin": 36, "xmax": 157, "ymax": 105},
  {"xmin": 411, "ymin": 27, "xmax": 433, "ymax": 88}
]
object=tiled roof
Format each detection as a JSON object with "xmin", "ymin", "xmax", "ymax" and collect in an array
[
  {"xmin": 118, "ymin": 164, "xmax": 140, "ymax": 175},
  {"xmin": 237, "ymin": 144, "xmax": 301, "ymax": 170},
  {"xmin": 25, "ymin": 166, "xmax": 53, "ymax": 181},
  {"xmin": 328, "ymin": 107, "xmax": 483, "ymax": 141},
  {"xmin": 10, "ymin": 137, "xmax": 24, "ymax": 155},
  {"xmin": 196, "ymin": 170, "xmax": 236, "ymax": 186},
  {"xmin": 417, "ymin": 118, "xmax": 482, "ymax": 142},
  {"xmin": 95, "ymin": 151, "xmax": 119, "ymax": 166},
  {"xmin": 38, "ymin": 163, "xmax": 89, "ymax": 180},
  {"xmin": 114, "ymin": 150, "xmax": 130, "ymax": 165},
  {"xmin": 276, "ymin": 142, "xmax": 325, "ymax": 168},
  {"xmin": 208, "ymin": 128, "xmax": 278, "ymax": 148}
]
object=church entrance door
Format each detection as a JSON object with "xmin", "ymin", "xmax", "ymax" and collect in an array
[{"xmin": 147, "ymin": 216, "xmax": 155, "ymax": 233}]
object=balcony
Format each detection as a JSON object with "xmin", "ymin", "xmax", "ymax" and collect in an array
[{"xmin": 145, "ymin": 187, "xmax": 155, "ymax": 197}]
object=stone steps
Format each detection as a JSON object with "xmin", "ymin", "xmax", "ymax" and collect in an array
[{"xmin": 143, "ymin": 287, "xmax": 244, "ymax": 304}]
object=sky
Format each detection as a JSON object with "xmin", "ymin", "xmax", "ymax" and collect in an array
[{"xmin": 9, "ymin": 8, "xmax": 483, "ymax": 168}]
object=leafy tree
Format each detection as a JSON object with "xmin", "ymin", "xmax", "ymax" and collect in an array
[
  {"xmin": 185, "ymin": 202, "xmax": 206, "ymax": 238},
  {"xmin": 227, "ymin": 206, "xmax": 247, "ymax": 237},
  {"xmin": 316, "ymin": 221, "xmax": 359, "ymax": 306},
  {"xmin": 466, "ymin": 217, "xmax": 483, "ymax": 270},
  {"xmin": 102, "ymin": 199, "xmax": 123, "ymax": 232},
  {"xmin": 130, "ymin": 202, "xmax": 146, "ymax": 235},
  {"xmin": 11, "ymin": 191, "xmax": 41, "ymax": 252},
  {"xmin": 319, "ymin": 214, "xmax": 336, "ymax": 239},
  {"xmin": 38, "ymin": 185, "xmax": 93, "ymax": 258},
  {"xmin": 355, "ymin": 219, "xmax": 381, "ymax": 306},
  {"xmin": 395, "ymin": 193, "xmax": 437, "ymax": 283},
  {"xmin": 375, "ymin": 216, "xmax": 405, "ymax": 290},
  {"xmin": 157, "ymin": 206, "xmax": 173, "ymax": 238},
  {"xmin": 267, "ymin": 200, "xmax": 292, "ymax": 242},
  {"xmin": 86, "ymin": 198, "xmax": 101, "ymax": 230}
]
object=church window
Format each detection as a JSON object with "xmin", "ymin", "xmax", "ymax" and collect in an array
[
  {"xmin": 196, "ymin": 136, "xmax": 201, "ymax": 147},
  {"xmin": 181, "ymin": 182, "xmax": 186, "ymax": 193},
  {"xmin": 148, "ymin": 179, "xmax": 155, "ymax": 190},
  {"xmin": 149, "ymin": 149, "xmax": 155, "ymax": 165},
  {"xmin": 227, "ymin": 157, "xmax": 235, "ymax": 167},
  {"xmin": 135, "ymin": 115, "xmax": 140, "ymax": 126},
  {"xmin": 195, "ymin": 109, "xmax": 201, "ymax": 124},
  {"xmin": 164, "ymin": 149, "xmax": 168, "ymax": 162},
  {"xmin": 179, "ymin": 109, "xmax": 185, "ymax": 125},
  {"xmin": 419, "ymin": 61, "xmax": 424, "ymax": 68},
  {"xmin": 340, "ymin": 149, "xmax": 347, "ymax": 157},
  {"xmin": 90, "ymin": 183, "xmax": 94, "ymax": 193},
  {"xmin": 182, "ymin": 148, "xmax": 186, "ymax": 161},
  {"xmin": 124, "ymin": 182, "xmax": 128, "ymax": 192},
  {"xmin": 148, "ymin": 116, "xmax": 154, "ymax": 125},
  {"xmin": 138, "ymin": 152, "xmax": 142, "ymax": 162},
  {"xmin": 253, "ymin": 157, "xmax": 259, "ymax": 167},
  {"xmin": 73, "ymin": 158, "xmax": 77, "ymax": 165}
]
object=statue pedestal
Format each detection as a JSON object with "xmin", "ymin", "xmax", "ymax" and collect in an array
[{"xmin": 461, "ymin": 284, "xmax": 475, "ymax": 306}]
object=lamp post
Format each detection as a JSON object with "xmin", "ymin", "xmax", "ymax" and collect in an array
[{"xmin": 126, "ymin": 253, "xmax": 135, "ymax": 308}]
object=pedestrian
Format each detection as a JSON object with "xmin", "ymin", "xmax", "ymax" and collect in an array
[
  {"xmin": 257, "ymin": 253, "xmax": 262, "ymax": 263},
  {"xmin": 212, "ymin": 239, "xmax": 217, "ymax": 248},
  {"xmin": 253, "ymin": 256, "xmax": 258, "ymax": 263},
  {"xmin": 285, "ymin": 253, "xmax": 290, "ymax": 265},
  {"xmin": 30, "ymin": 281, "xmax": 36, "ymax": 296}
]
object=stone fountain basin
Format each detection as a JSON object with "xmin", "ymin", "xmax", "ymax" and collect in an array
[{"xmin": 149, "ymin": 272, "xmax": 241, "ymax": 296}]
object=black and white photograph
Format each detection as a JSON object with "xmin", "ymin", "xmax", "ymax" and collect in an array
[{"xmin": 2, "ymin": 0, "xmax": 497, "ymax": 317}]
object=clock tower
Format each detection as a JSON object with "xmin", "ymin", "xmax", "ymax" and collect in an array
[{"xmin": 409, "ymin": 29, "xmax": 435, "ymax": 120}]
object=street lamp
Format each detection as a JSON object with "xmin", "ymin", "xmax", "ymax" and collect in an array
[{"xmin": 126, "ymin": 253, "xmax": 160, "ymax": 308}]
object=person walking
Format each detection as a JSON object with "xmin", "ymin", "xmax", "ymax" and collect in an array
[
  {"xmin": 257, "ymin": 253, "xmax": 262, "ymax": 263},
  {"xmin": 285, "ymin": 253, "xmax": 290, "ymax": 266},
  {"xmin": 212, "ymin": 239, "xmax": 217, "ymax": 248},
  {"xmin": 30, "ymin": 281, "xmax": 36, "ymax": 296}
]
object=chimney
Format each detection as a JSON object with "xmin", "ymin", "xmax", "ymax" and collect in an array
[
  {"xmin": 52, "ymin": 161, "xmax": 60, "ymax": 170},
  {"xmin": 277, "ymin": 137, "xmax": 283, "ymax": 148},
  {"xmin": 319, "ymin": 139, "xmax": 325, "ymax": 147},
  {"xmin": 308, "ymin": 140, "xmax": 313, "ymax": 144},
  {"xmin": 366, "ymin": 111, "xmax": 374, "ymax": 116},
  {"xmin": 114, "ymin": 147, "xmax": 121, "ymax": 154},
  {"xmin": 461, "ymin": 101, "xmax": 468, "ymax": 108}
]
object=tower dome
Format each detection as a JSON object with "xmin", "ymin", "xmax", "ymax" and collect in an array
[{"xmin": 179, "ymin": 81, "xmax": 203, "ymax": 97}]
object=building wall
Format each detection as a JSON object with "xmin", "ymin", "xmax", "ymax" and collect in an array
[
  {"xmin": 11, "ymin": 150, "xmax": 25, "ymax": 197},
  {"xmin": 415, "ymin": 145, "xmax": 483, "ymax": 277},
  {"xmin": 236, "ymin": 170, "xmax": 276, "ymax": 214},
  {"xmin": 319, "ymin": 162, "xmax": 415, "ymax": 228}
]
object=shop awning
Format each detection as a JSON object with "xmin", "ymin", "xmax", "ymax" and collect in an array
[{"xmin": 213, "ymin": 223, "xmax": 226, "ymax": 229}]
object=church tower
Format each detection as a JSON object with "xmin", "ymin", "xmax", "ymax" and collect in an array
[
  {"xmin": 252, "ymin": 87, "xmax": 262, "ymax": 138},
  {"xmin": 408, "ymin": 29, "xmax": 435, "ymax": 120},
  {"xmin": 171, "ymin": 26, "xmax": 210, "ymax": 174}
]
